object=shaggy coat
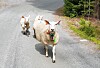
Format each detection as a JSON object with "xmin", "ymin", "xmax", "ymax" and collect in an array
[
  {"xmin": 34, "ymin": 18, "xmax": 60, "ymax": 63},
  {"xmin": 35, "ymin": 21, "xmax": 59, "ymax": 45}
]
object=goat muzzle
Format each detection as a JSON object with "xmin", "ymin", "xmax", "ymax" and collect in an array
[{"xmin": 50, "ymin": 31, "xmax": 55, "ymax": 41}]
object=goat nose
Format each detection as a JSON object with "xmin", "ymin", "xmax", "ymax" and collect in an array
[{"xmin": 51, "ymin": 29, "xmax": 54, "ymax": 32}]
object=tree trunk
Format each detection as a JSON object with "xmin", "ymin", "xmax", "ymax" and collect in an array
[{"xmin": 94, "ymin": 0, "xmax": 100, "ymax": 19}]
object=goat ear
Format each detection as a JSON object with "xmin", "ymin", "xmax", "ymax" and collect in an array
[
  {"xmin": 38, "ymin": 16, "xmax": 40, "ymax": 20},
  {"xmin": 55, "ymin": 20, "xmax": 61, "ymax": 25},
  {"xmin": 41, "ymin": 16, "xmax": 43, "ymax": 20},
  {"xmin": 28, "ymin": 15, "xmax": 30, "ymax": 18},
  {"xmin": 45, "ymin": 20, "xmax": 50, "ymax": 25},
  {"xmin": 22, "ymin": 16, "xmax": 24, "ymax": 18}
]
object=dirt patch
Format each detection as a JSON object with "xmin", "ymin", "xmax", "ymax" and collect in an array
[{"xmin": 53, "ymin": 7, "xmax": 64, "ymax": 16}]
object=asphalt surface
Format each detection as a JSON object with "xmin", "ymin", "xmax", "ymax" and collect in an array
[{"xmin": 0, "ymin": 0, "xmax": 100, "ymax": 68}]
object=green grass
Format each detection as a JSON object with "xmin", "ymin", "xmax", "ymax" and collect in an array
[{"xmin": 69, "ymin": 24, "xmax": 100, "ymax": 49}]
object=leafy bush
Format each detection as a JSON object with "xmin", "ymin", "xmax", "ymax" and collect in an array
[
  {"xmin": 63, "ymin": 0, "xmax": 95, "ymax": 17},
  {"xmin": 79, "ymin": 18, "xmax": 95, "ymax": 37},
  {"xmin": 63, "ymin": 0, "xmax": 78, "ymax": 17},
  {"xmin": 95, "ymin": 27, "xmax": 100, "ymax": 39}
]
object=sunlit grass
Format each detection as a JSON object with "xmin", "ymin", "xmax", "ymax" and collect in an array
[{"xmin": 69, "ymin": 23, "xmax": 100, "ymax": 49}]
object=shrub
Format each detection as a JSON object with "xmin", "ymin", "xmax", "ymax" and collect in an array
[
  {"xmin": 79, "ymin": 18, "xmax": 95, "ymax": 37},
  {"xmin": 63, "ymin": 0, "xmax": 95, "ymax": 17}
]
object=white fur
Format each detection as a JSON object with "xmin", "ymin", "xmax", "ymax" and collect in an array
[
  {"xmin": 33, "ymin": 15, "xmax": 44, "ymax": 29},
  {"xmin": 49, "ymin": 21, "xmax": 59, "ymax": 31},
  {"xmin": 34, "ymin": 19, "xmax": 60, "ymax": 63},
  {"xmin": 20, "ymin": 18, "xmax": 25, "ymax": 27},
  {"xmin": 25, "ymin": 15, "xmax": 30, "ymax": 22},
  {"xmin": 45, "ymin": 46, "xmax": 48, "ymax": 57},
  {"xmin": 20, "ymin": 15, "xmax": 30, "ymax": 32},
  {"xmin": 52, "ymin": 45, "xmax": 56, "ymax": 61}
]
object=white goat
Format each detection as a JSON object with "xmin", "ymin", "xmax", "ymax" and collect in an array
[
  {"xmin": 20, "ymin": 16, "xmax": 25, "ymax": 31},
  {"xmin": 33, "ymin": 15, "xmax": 43, "ymax": 29},
  {"xmin": 33, "ymin": 15, "xmax": 43, "ymax": 38},
  {"xmin": 20, "ymin": 15, "xmax": 30, "ymax": 34},
  {"xmin": 34, "ymin": 17, "xmax": 60, "ymax": 63}
]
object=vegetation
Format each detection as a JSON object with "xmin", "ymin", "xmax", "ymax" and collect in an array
[
  {"xmin": 63, "ymin": 0, "xmax": 100, "ymax": 48},
  {"xmin": 94, "ymin": 0, "xmax": 100, "ymax": 19},
  {"xmin": 69, "ymin": 18, "xmax": 100, "ymax": 48},
  {"xmin": 63, "ymin": 0, "xmax": 100, "ymax": 19}
]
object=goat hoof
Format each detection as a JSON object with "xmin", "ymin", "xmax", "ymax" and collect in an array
[
  {"xmin": 46, "ymin": 55, "xmax": 48, "ymax": 57},
  {"xmin": 33, "ymin": 35, "xmax": 36, "ymax": 38},
  {"xmin": 23, "ymin": 31, "xmax": 26, "ymax": 35},
  {"xmin": 52, "ymin": 60, "xmax": 56, "ymax": 63},
  {"xmin": 46, "ymin": 56, "xmax": 48, "ymax": 58},
  {"xmin": 45, "ymin": 54, "xmax": 48, "ymax": 57}
]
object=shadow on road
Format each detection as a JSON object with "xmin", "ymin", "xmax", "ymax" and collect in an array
[
  {"xmin": 21, "ymin": 30, "xmax": 30, "ymax": 37},
  {"xmin": 35, "ymin": 43, "xmax": 52, "ymax": 58},
  {"xmin": 26, "ymin": 0, "xmax": 64, "ymax": 11}
]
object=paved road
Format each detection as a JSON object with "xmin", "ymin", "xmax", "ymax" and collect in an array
[{"xmin": 0, "ymin": 0, "xmax": 100, "ymax": 68}]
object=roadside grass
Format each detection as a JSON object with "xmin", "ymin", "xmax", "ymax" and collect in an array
[{"xmin": 68, "ymin": 20, "xmax": 100, "ymax": 49}]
